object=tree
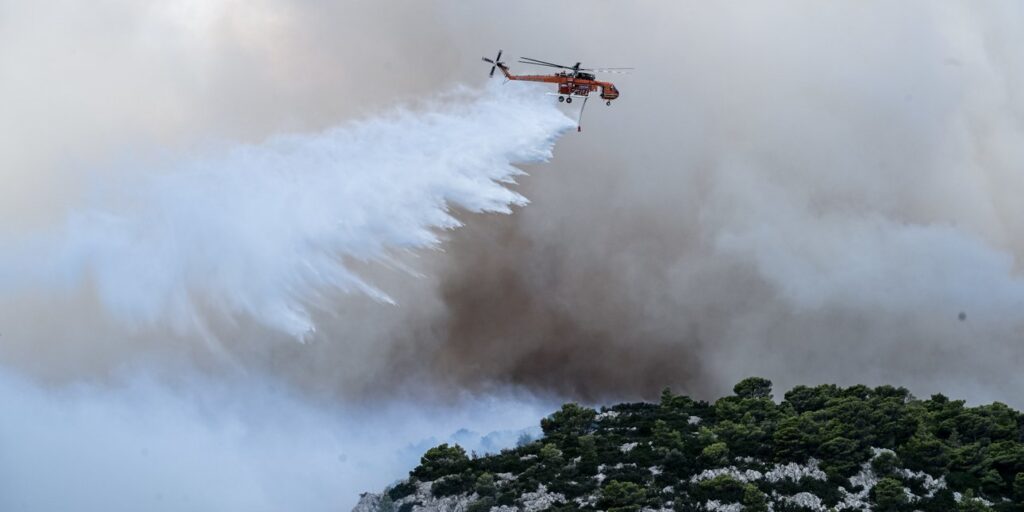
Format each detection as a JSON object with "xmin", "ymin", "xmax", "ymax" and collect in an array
[
  {"xmin": 474, "ymin": 472, "xmax": 496, "ymax": 497},
  {"xmin": 652, "ymin": 420, "xmax": 683, "ymax": 452},
  {"xmin": 783, "ymin": 384, "xmax": 839, "ymax": 413},
  {"xmin": 700, "ymin": 442, "xmax": 729, "ymax": 466},
  {"xmin": 773, "ymin": 415, "xmax": 818, "ymax": 462},
  {"xmin": 985, "ymin": 440, "xmax": 1024, "ymax": 485},
  {"xmin": 819, "ymin": 436, "xmax": 865, "ymax": 477},
  {"xmin": 979, "ymin": 468, "xmax": 1004, "ymax": 496},
  {"xmin": 540, "ymin": 443, "xmax": 564, "ymax": 466},
  {"xmin": 900, "ymin": 430, "xmax": 950, "ymax": 471},
  {"xmin": 871, "ymin": 477, "xmax": 907, "ymax": 512},
  {"xmin": 742, "ymin": 484, "xmax": 770, "ymax": 512},
  {"xmin": 1014, "ymin": 472, "xmax": 1024, "ymax": 501},
  {"xmin": 733, "ymin": 377, "xmax": 773, "ymax": 400},
  {"xmin": 956, "ymin": 490, "xmax": 994, "ymax": 512},
  {"xmin": 599, "ymin": 480, "xmax": 645, "ymax": 511},
  {"xmin": 412, "ymin": 444, "xmax": 470, "ymax": 480},
  {"xmin": 541, "ymin": 403, "xmax": 596, "ymax": 443},
  {"xmin": 698, "ymin": 474, "xmax": 746, "ymax": 503},
  {"xmin": 577, "ymin": 434, "xmax": 599, "ymax": 473},
  {"xmin": 871, "ymin": 451, "xmax": 900, "ymax": 476}
]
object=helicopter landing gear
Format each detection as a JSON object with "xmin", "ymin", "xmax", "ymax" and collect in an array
[
  {"xmin": 565, "ymin": 97, "xmax": 573, "ymax": 104},
  {"xmin": 606, "ymin": 100, "xmax": 612, "ymax": 106},
  {"xmin": 558, "ymin": 96, "xmax": 565, "ymax": 103}
]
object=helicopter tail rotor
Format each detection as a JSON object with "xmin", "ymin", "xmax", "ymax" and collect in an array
[{"xmin": 482, "ymin": 50, "xmax": 505, "ymax": 77}]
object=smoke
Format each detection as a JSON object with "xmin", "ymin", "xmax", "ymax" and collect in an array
[
  {"xmin": 425, "ymin": 1, "xmax": 1024, "ymax": 403},
  {"xmin": 0, "ymin": 367, "xmax": 552, "ymax": 512}
]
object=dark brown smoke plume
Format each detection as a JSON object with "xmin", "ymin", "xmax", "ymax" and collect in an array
[
  {"xmin": 416, "ymin": 1, "xmax": 1024, "ymax": 404},
  {"xmin": 433, "ymin": 213, "xmax": 710, "ymax": 401}
]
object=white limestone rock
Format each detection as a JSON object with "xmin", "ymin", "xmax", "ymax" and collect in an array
[{"xmin": 520, "ymin": 484, "xmax": 565, "ymax": 512}]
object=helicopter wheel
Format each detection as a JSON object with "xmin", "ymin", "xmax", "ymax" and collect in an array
[
  {"xmin": 606, "ymin": 100, "xmax": 612, "ymax": 106},
  {"xmin": 558, "ymin": 96, "xmax": 565, "ymax": 103},
  {"xmin": 565, "ymin": 97, "xmax": 573, "ymax": 104}
]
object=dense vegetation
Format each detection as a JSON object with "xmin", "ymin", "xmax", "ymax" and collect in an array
[{"xmin": 382, "ymin": 379, "xmax": 1024, "ymax": 511}]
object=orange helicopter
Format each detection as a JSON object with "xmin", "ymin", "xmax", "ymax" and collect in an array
[{"xmin": 482, "ymin": 50, "xmax": 631, "ymax": 131}]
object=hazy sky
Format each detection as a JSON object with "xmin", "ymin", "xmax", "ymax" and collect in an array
[{"xmin": 4, "ymin": 0, "xmax": 1023, "ymax": 402}]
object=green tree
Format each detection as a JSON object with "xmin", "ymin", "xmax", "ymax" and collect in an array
[
  {"xmin": 871, "ymin": 477, "xmax": 907, "ymax": 512},
  {"xmin": 773, "ymin": 415, "xmax": 819, "ymax": 462},
  {"xmin": 577, "ymin": 434, "xmax": 599, "ymax": 473},
  {"xmin": 979, "ymin": 468, "xmax": 1004, "ymax": 496},
  {"xmin": 819, "ymin": 436, "xmax": 865, "ymax": 477},
  {"xmin": 599, "ymin": 480, "xmax": 645, "ymax": 511},
  {"xmin": 700, "ymin": 442, "xmax": 729, "ymax": 466},
  {"xmin": 474, "ymin": 472, "xmax": 496, "ymax": 497},
  {"xmin": 742, "ymin": 484, "xmax": 770, "ymax": 512},
  {"xmin": 652, "ymin": 420, "xmax": 683, "ymax": 452},
  {"xmin": 541, "ymin": 403, "xmax": 596, "ymax": 443},
  {"xmin": 901, "ymin": 430, "xmax": 950, "ymax": 471},
  {"xmin": 871, "ymin": 451, "xmax": 900, "ymax": 476},
  {"xmin": 698, "ymin": 475, "xmax": 746, "ymax": 503},
  {"xmin": 783, "ymin": 384, "xmax": 839, "ymax": 414},
  {"xmin": 659, "ymin": 387, "xmax": 691, "ymax": 410},
  {"xmin": 956, "ymin": 490, "xmax": 994, "ymax": 512},
  {"xmin": 733, "ymin": 377, "xmax": 773, "ymax": 399},
  {"xmin": 986, "ymin": 441, "xmax": 1024, "ymax": 485},
  {"xmin": 1014, "ymin": 472, "xmax": 1024, "ymax": 501},
  {"xmin": 539, "ymin": 443, "xmax": 564, "ymax": 466},
  {"xmin": 412, "ymin": 444, "xmax": 469, "ymax": 480}
]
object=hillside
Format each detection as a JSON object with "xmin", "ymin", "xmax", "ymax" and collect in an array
[{"xmin": 354, "ymin": 379, "xmax": 1024, "ymax": 511}]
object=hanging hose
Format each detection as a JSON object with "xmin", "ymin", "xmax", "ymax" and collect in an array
[{"xmin": 577, "ymin": 95, "xmax": 589, "ymax": 132}]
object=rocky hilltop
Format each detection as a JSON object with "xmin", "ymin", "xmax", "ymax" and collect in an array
[{"xmin": 355, "ymin": 379, "xmax": 1024, "ymax": 511}]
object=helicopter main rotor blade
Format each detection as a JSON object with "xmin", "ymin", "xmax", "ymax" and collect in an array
[
  {"xmin": 518, "ymin": 60, "xmax": 564, "ymax": 67},
  {"xmin": 518, "ymin": 61, "xmax": 571, "ymax": 71},
  {"xmin": 519, "ymin": 57, "xmax": 572, "ymax": 69},
  {"xmin": 482, "ymin": 58, "xmax": 494, "ymax": 63},
  {"xmin": 588, "ymin": 68, "xmax": 635, "ymax": 74},
  {"xmin": 519, "ymin": 56, "xmax": 564, "ymax": 65}
]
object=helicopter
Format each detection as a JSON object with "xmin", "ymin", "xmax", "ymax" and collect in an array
[{"xmin": 482, "ymin": 50, "xmax": 631, "ymax": 131}]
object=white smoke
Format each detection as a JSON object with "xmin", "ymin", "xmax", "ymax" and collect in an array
[
  {"xmin": 2, "ymin": 82, "xmax": 574, "ymax": 338},
  {"xmin": 0, "ymin": 368, "xmax": 554, "ymax": 512}
]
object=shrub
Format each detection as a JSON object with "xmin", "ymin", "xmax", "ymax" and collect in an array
[
  {"xmin": 387, "ymin": 480, "xmax": 416, "ymax": 501},
  {"xmin": 430, "ymin": 472, "xmax": 474, "ymax": 497}
]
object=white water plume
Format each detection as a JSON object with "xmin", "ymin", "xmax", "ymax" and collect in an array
[{"xmin": 2, "ymin": 82, "xmax": 574, "ymax": 338}]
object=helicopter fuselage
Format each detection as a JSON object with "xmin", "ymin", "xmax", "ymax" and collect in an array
[{"xmin": 497, "ymin": 66, "xmax": 620, "ymax": 101}]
